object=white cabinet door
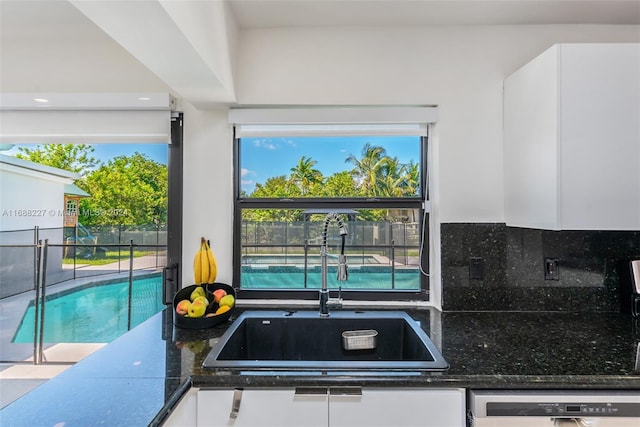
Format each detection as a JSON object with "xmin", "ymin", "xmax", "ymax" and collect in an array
[
  {"xmin": 329, "ymin": 388, "xmax": 466, "ymax": 427},
  {"xmin": 163, "ymin": 387, "xmax": 199, "ymax": 427},
  {"xmin": 504, "ymin": 43, "xmax": 640, "ymax": 231},
  {"xmin": 197, "ymin": 388, "xmax": 328, "ymax": 427}
]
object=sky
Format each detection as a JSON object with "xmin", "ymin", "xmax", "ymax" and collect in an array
[
  {"xmin": 3, "ymin": 143, "xmax": 168, "ymax": 167},
  {"xmin": 2, "ymin": 137, "xmax": 419, "ymax": 192},
  {"xmin": 240, "ymin": 135, "xmax": 421, "ymax": 193}
]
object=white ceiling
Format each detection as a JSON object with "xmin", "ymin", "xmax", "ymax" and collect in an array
[
  {"xmin": 1, "ymin": 0, "xmax": 638, "ymax": 105},
  {"xmin": 1, "ymin": 0, "xmax": 639, "ymax": 36},
  {"xmin": 228, "ymin": 0, "xmax": 640, "ymax": 27}
]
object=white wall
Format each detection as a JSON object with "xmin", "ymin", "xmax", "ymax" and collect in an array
[
  {"xmin": 179, "ymin": 24, "xmax": 639, "ymax": 289},
  {"xmin": 0, "ymin": 166, "xmax": 68, "ymax": 231},
  {"xmin": 234, "ymin": 25, "xmax": 640, "ymax": 223},
  {"xmin": 182, "ymin": 103, "xmax": 234, "ymax": 285}
]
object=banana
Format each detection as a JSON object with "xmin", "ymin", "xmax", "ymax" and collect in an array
[
  {"xmin": 193, "ymin": 238, "xmax": 203, "ymax": 284},
  {"xmin": 200, "ymin": 238, "xmax": 210, "ymax": 285},
  {"xmin": 193, "ymin": 237, "xmax": 218, "ymax": 284},
  {"xmin": 205, "ymin": 240, "xmax": 218, "ymax": 283}
]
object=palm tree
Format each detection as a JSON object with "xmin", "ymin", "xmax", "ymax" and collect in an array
[
  {"xmin": 378, "ymin": 156, "xmax": 406, "ymax": 197},
  {"xmin": 345, "ymin": 143, "xmax": 387, "ymax": 196},
  {"xmin": 402, "ymin": 161, "xmax": 421, "ymax": 197},
  {"xmin": 289, "ymin": 156, "xmax": 323, "ymax": 195}
]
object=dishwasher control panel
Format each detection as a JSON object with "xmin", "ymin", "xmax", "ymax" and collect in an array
[
  {"xmin": 486, "ymin": 401, "xmax": 640, "ymax": 417},
  {"xmin": 470, "ymin": 390, "xmax": 640, "ymax": 419}
]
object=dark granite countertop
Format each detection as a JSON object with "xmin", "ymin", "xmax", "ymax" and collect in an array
[{"xmin": 1, "ymin": 307, "xmax": 639, "ymax": 426}]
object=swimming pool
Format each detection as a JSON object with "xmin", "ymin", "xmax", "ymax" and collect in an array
[
  {"xmin": 242, "ymin": 254, "xmax": 380, "ymax": 265},
  {"xmin": 241, "ymin": 266, "xmax": 421, "ymax": 290},
  {"xmin": 12, "ymin": 274, "xmax": 164, "ymax": 344}
]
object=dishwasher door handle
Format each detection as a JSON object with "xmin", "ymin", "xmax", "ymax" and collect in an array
[{"xmin": 552, "ymin": 418, "xmax": 594, "ymax": 426}]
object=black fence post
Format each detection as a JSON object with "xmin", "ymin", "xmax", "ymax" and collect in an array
[
  {"xmin": 32, "ymin": 226, "xmax": 39, "ymax": 291},
  {"xmin": 155, "ymin": 224, "xmax": 160, "ymax": 269},
  {"xmin": 391, "ymin": 240, "xmax": 395, "ymax": 290},
  {"xmin": 38, "ymin": 239, "xmax": 49, "ymax": 365},
  {"xmin": 304, "ymin": 239, "xmax": 308, "ymax": 288},
  {"xmin": 118, "ymin": 224, "xmax": 122, "ymax": 273},
  {"xmin": 127, "ymin": 239, "xmax": 134, "ymax": 331},
  {"xmin": 33, "ymin": 239, "xmax": 42, "ymax": 365},
  {"xmin": 73, "ymin": 224, "xmax": 77, "ymax": 280}
]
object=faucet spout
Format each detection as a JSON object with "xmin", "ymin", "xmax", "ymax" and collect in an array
[{"xmin": 319, "ymin": 212, "xmax": 348, "ymax": 317}]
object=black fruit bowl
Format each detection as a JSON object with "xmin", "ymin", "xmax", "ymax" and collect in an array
[{"xmin": 172, "ymin": 283, "xmax": 236, "ymax": 330}]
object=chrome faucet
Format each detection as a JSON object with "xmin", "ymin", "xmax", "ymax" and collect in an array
[{"xmin": 319, "ymin": 212, "xmax": 348, "ymax": 316}]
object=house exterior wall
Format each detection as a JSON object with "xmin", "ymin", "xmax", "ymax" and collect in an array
[
  {"xmin": 0, "ymin": 161, "xmax": 69, "ymax": 297},
  {"xmin": 0, "ymin": 163, "xmax": 68, "ymax": 232}
]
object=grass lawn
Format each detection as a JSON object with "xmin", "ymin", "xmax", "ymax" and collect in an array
[{"xmin": 63, "ymin": 250, "xmax": 157, "ymax": 266}]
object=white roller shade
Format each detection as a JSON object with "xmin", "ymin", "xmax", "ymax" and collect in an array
[
  {"xmin": 0, "ymin": 93, "xmax": 173, "ymax": 144},
  {"xmin": 229, "ymin": 106, "xmax": 437, "ymax": 137}
]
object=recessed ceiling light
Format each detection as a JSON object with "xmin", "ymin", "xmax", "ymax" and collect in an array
[
  {"xmin": 34, "ymin": 98, "xmax": 49, "ymax": 103},
  {"xmin": 138, "ymin": 97, "xmax": 151, "ymax": 101}
]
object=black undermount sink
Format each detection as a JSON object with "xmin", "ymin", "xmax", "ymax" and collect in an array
[{"xmin": 202, "ymin": 310, "xmax": 449, "ymax": 371}]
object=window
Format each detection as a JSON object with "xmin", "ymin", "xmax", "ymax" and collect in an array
[
  {"xmin": 66, "ymin": 199, "xmax": 78, "ymax": 216},
  {"xmin": 231, "ymin": 108, "xmax": 433, "ymax": 301}
]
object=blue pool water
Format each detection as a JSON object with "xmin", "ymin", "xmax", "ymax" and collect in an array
[
  {"xmin": 12, "ymin": 275, "xmax": 164, "ymax": 344},
  {"xmin": 241, "ymin": 267, "xmax": 421, "ymax": 290},
  {"xmin": 242, "ymin": 254, "xmax": 380, "ymax": 264}
]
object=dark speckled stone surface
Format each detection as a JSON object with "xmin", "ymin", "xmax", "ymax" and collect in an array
[
  {"xmin": 2, "ymin": 308, "xmax": 639, "ymax": 426},
  {"xmin": 441, "ymin": 224, "xmax": 640, "ymax": 311}
]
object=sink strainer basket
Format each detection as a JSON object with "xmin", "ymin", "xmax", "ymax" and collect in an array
[{"xmin": 342, "ymin": 329, "xmax": 378, "ymax": 350}]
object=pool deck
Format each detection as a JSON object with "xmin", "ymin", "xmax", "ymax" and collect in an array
[{"xmin": 0, "ymin": 343, "xmax": 105, "ymax": 409}]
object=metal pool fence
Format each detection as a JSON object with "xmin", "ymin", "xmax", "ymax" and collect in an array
[
  {"xmin": 0, "ymin": 225, "xmax": 167, "ymax": 364},
  {"xmin": 239, "ymin": 220, "xmax": 424, "ymax": 290}
]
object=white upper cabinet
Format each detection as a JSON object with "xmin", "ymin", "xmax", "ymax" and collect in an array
[{"xmin": 504, "ymin": 43, "xmax": 640, "ymax": 230}]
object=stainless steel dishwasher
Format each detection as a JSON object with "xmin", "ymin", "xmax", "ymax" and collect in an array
[{"xmin": 469, "ymin": 390, "xmax": 640, "ymax": 426}]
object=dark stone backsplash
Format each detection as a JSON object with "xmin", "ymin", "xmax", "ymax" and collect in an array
[{"xmin": 441, "ymin": 223, "xmax": 640, "ymax": 312}]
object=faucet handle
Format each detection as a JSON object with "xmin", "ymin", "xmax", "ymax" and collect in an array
[{"xmin": 337, "ymin": 255, "xmax": 348, "ymax": 281}]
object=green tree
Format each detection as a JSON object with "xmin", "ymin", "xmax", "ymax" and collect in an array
[
  {"xmin": 378, "ymin": 156, "xmax": 406, "ymax": 197},
  {"xmin": 345, "ymin": 143, "xmax": 387, "ymax": 196},
  {"xmin": 77, "ymin": 153, "xmax": 167, "ymax": 225},
  {"xmin": 402, "ymin": 161, "xmax": 421, "ymax": 197},
  {"xmin": 244, "ymin": 176, "xmax": 302, "ymax": 221},
  {"xmin": 321, "ymin": 171, "xmax": 357, "ymax": 197},
  {"xmin": 16, "ymin": 144, "xmax": 98, "ymax": 175},
  {"xmin": 251, "ymin": 175, "xmax": 299, "ymax": 198},
  {"xmin": 289, "ymin": 156, "xmax": 323, "ymax": 196}
]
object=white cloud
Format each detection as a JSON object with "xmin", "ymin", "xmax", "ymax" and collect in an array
[
  {"xmin": 253, "ymin": 139, "xmax": 277, "ymax": 150},
  {"xmin": 241, "ymin": 168, "xmax": 255, "ymax": 177}
]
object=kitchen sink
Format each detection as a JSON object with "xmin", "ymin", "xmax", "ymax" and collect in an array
[{"xmin": 202, "ymin": 310, "xmax": 449, "ymax": 371}]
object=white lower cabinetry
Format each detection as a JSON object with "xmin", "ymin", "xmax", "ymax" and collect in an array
[
  {"xmin": 162, "ymin": 387, "xmax": 200, "ymax": 427},
  {"xmin": 329, "ymin": 388, "xmax": 466, "ymax": 427},
  {"xmin": 193, "ymin": 387, "xmax": 466, "ymax": 427}
]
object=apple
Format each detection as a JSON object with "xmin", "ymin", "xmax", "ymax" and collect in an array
[
  {"xmin": 175, "ymin": 299, "xmax": 191, "ymax": 316},
  {"xmin": 190, "ymin": 286, "xmax": 206, "ymax": 301},
  {"xmin": 188, "ymin": 299, "xmax": 207, "ymax": 318},
  {"xmin": 219, "ymin": 294, "xmax": 235, "ymax": 308},
  {"xmin": 212, "ymin": 289, "xmax": 227, "ymax": 303}
]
